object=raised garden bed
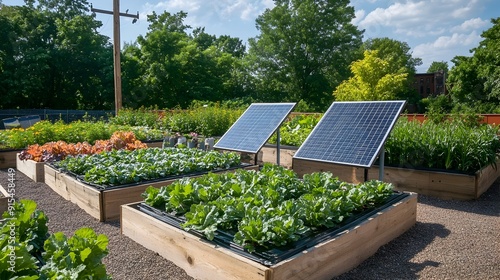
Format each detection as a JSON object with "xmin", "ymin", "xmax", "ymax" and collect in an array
[
  {"xmin": 121, "ymin": 193, "xmax": 417, "ymax": 280},
  {"xmin": 16, "ymin": 154, "xmax": 45, "ymax": 182},
  {"xmin": 15, "ymin": 131, "xmax": 148, "ymax": 183},
  {"xmin": 43, "ymin": 147, "xmax": 258, "ymax": 221},
  {"xmin": 121, "ymin": 166, "xmax": 417, "ymax": 279},
  {"xmin": 44, "ymin": 163, "xmax": 258, "ymax": 221},
  {"xmin": 293, "ymin": 158, "xmax": 500, "ymax": 200}
]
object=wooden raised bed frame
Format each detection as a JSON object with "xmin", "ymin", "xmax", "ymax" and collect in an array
[
  {"xmin": 0, "ymin": 149, "xmax": 23, "ymax": 169},
  {"xmin": 121, "ymin": 193, "xmax": 417, "ymax": 280},
  {"xmin": 258, "ymin": 144, "xmax": 297, "ymax": 169},
  {"xmin": 293, "ymin": 158, "xmax": 500, "ymax": 200},
  {"xmin": 16, "ymin": 154, "xmax": 45, "ymax": 182},
  {"xmin": 44, "ymin": 164, "xmax": 259, "ymax": 222},
  {"xmin": 0, "ymin": 184, "xmax": 11, "ymax": 214}
]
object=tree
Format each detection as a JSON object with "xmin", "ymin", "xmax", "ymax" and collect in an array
[
  {"xmin": 246, "ymin": 0, "xmax": 363, "ymax": 111},
  {"xmin": 363, "ymin": 38, "xmax": 422, "ymax": 74},
  {"xmin": 447, "ymin": 17, "xmax": 500, "ymax": 112},
  {"xmin": 362, "ymin": 38, "xmax": 421, "ymax": 102},
  {"xmin": 0, "ymin": 0, "xmax": 113, "ymax": 109},
  {"xmin": 472, "ymin": 17, "xmax": 500, "ymax": 103},
  {"xmin": 123, "ymin": 11, "xmax": 248, "ymax": 108},
  {"xmin": 427, "ymin": 61, "xmax": 449, "ymax": 74},
  {"xmin": 334, "ymin": 50, "xmax": 408, "ymax": 101},
  {"xmin": 0, "ymin": 6, "xmax": 19, "ymax": 108}
]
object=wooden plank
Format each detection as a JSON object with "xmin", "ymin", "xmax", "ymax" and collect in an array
[
  {"xmin": 367, "ymin": 163, "xmax": 500, "ymax": 200},
  {"xmin": 43, "ymin": 165, "xmax": 71, "ymax": 200},
  {"xmin": 259, "ymin": 146, "xmax": 297, "ymax": 169},
  {"xmin": 269, "ymin": 194, "xmax": 417, "ymax": 280},
  {"xmin": 475, "ymin": 160, "xmax": 500, "ymax": 199},
  {"xmin": 65, "ymin": 177, "xmax": 102, "ymax": 220},
  {"xmin": 0, "ymin": 184, "xmax": 11, "ymax": 214},
  {"xmin": 102, "ymin": 182, "xmax": 171, "ymax": 221},
  {"xmin": 293, "ymin": 156, "xmax": 499, "ymax": 199},
  {"xmin": 121, "ymin": 193, "xmax": 417, "ymax": 280},
  {"xmin": 368, "ymin": 166, "xmax": 431, "ymax": 190},
  {"xmin": 293, "ymin": 158, "xmax": 365, "ymax": 183},
  {"xmin": 16, "ymin": 155, "xmax": 45, "ymax": 182},
  {"xmin": 144, "ymin": 141, "xmax": 163, "ymax": 148},
  {"xmin": 121, "ymin": 204, "xmax": 269, "ymax": 280},
  {"xmin": 0, "ymin": 150, "xmax": 22, "ymax": 169}
]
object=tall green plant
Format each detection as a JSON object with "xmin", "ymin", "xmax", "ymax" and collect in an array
[
  {"xmin": 109, "ymin": 106, "xmax": 163, "ymax": 129},
  {"xmin": 385, "ymin": 118, "xmax": 500, "ymax": 174},
  {"xmin": 165, "ymin": 106, "xmax": 243, "ymax": 136}
]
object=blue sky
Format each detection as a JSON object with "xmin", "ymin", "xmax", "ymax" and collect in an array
[{"xmin": 2, "ymin": 0, "xmax": 497, "ymax": 72}]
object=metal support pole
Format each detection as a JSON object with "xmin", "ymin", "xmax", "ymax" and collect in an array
[
  {"xmin": 276, "ymin": 127, "xmax": 281, "ymax": 166},
  {"xmin": 379, "ymin": 148, "xmax": 385, "ymax": 181}
]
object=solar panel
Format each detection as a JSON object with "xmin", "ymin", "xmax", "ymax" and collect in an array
[
  {"xmin": 293, "ymin": 101, "xmax": 406, "ymax": 167},
  {"xmin": 214, "ymin": 103, "xmax": 296, "ymax": 153}
]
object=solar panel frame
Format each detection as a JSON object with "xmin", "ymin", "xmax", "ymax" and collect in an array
[
  {"xmin": 293, "ymin": 101, "xmax": 406, "ymax": 168},
  {"xmin": 214, "ymin": 103, "xmax": 296, "ymax": 154}
]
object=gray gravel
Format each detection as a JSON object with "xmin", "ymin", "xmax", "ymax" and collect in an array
[{"xmin": 1, "ymin": 168, "xmax": 499, "ymax": 280}]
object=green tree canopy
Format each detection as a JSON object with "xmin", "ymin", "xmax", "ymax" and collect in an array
[
  {"xmin": 447, "ymin": 17, "xmax": 500, "ymax": 113},
  {"xmin": 427, "ymin": 61, "xmax": 449, "ymax": 74},
  {"xmin": 362, "ymin": 37, "xmax": 421, "ymax": 102},
  {"xmin": 0, "ymin": 0, "xmax": 113, "ymax": 109},
  {"xmin": 363, "ymin": 37, "xmax": 422, "ymax": 74},
  {"xmin": 122, "ymin": 11, "xmax": 247, "ymax": 108},
  {"xmin": 334, "ymin": 50, "xmax": 408, "ymax": 101},
  {"xmin": 246, "ymin": 0, "xmax": 363, "ymax": 111}
]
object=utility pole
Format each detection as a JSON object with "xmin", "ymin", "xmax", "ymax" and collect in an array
[{"xmin": 91, "ymin": 1, "xmax": 139, "ymax": 114}]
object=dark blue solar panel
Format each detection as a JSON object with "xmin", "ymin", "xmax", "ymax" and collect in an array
[
  {"xmin": 214, "ymin": 103, "xmax": 296, "ymax": 153},
  {"xmin": 293, "ymin": 101, "xmax": 406, "ymax": 167}
]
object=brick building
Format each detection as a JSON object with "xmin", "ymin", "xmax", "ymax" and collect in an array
[{"xmin": 412, "ymin": 70, "xmax": 446, "ymax": 98}]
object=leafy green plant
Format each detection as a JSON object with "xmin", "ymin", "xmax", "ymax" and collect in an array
[
  {"xmin": 55, "ymin": 147, "xmax": 242, "ymax": 186},
  {"xmin": 0, "ymin": 199, "xmax": 48, "ymax": 278},
  {"xmin": 0, "ymin": 119, "xmax": 165, "ymax": 150},
  {"xmin": 40, "ymin": 228, "xmax": 110, "ymax": 279},
  {"xmin": 143, "ymin": 164, "xmax": 394, "ymax": 252},
  {"xmin": 268, "ymin": 114, "xmax": 322, "ymax": 146},
  {"xmin": 0, "ymin": 200, "xmax": 111, "ymax": 279}
]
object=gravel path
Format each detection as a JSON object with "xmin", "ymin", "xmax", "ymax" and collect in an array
[{"xmin": 1, "ymin": 168, "xmax": 499, "ymax": 280}]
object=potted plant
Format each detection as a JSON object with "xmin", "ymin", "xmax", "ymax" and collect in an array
[{"xmin": 188, "ymin": 132, "xmax": 198, "ymax": 148}]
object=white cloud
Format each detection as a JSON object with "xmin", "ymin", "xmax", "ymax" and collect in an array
[
  {"xmin": 141, "ymin": 1, "xmax": 273, "ymax": 26},
  {"xmin": 451, "ymin": 17, "xmax": 489, "ymax": 32},
  {"xmin": 414, "ymin": 31, "xmax": 480, "ymax": 54},
  {"xmin": 216, "ymin": 0, "xmax": 260, "ymax": 21},
  {"xmin": 142, "ymin": 1, "xmax": 201, "ymax": 14},
  {"xmin": 357, "ymin": 0, "xmax": 486, "ymax": 38},
  {"xmin": 450, "ymin": 0, "xmax": 480, "ymax": 18},
  {"xmin": 262, "ymin": 0, "xmax": 275, "ymax": 9},
  {"xmin": 413, "ymin": 31, "xmax": 480, "ymax": 71}
]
